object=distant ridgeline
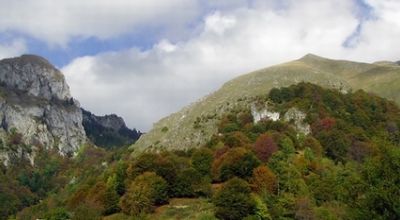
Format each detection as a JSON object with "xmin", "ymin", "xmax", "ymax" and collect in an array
[{"xmin": 82, "ymin": 109, "xmax": 141, "ymax": 149}]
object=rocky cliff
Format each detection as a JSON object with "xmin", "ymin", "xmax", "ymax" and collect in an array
[
  {"xmin": 82, "ymin": 109, "xmax": 141, "ymax": 149},
  {"xmin": 0, "ymin": 55, "xmax": 86, "ymax": 166}
]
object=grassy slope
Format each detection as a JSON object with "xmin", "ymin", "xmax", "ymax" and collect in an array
[
  {"xmin": 104, "ymin": 198, "xmax": 216, "ymax": 220},
  {"xmin": 132, "ymin": 54, "xmax": 400, "ymax": 152}
]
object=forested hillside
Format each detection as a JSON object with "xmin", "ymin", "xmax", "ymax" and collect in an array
[{"xmin": 4, "ymin": 83, "xmax": 400, "ymax": 220}]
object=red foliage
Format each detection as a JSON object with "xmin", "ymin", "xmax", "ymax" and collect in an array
[
  {"xmin": 312, "ymin": 117, "xmax": 336, "ymax": 132},
  {"xmin": 252, "ymin": 134, "xmax": 278, "ymax": 162}
]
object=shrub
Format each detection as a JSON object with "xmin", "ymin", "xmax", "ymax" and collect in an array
[{"xmin": 43, "ymin": 207, "xmax": 70, "ymax": 220}]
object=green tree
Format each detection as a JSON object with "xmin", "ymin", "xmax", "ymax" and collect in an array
[
  {"xmin": 173, "ymin": 168, "xmax": 211, "ymax": 197},
  {"xmin": 213, "ymin": 147, "xmax": 260, "ymax": 181},
  {"xmin": 213, "ymin": 177, "xmax": 256, "ymax": 220},
  {"xmin": 192, "ymin": 147, "xmax": 214, "ymax": 177},
  {"xmin": 104, "ymin": 174, "xmax": 120, "ymax": 215}
]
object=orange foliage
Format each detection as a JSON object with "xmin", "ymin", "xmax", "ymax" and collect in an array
[{"xmin": 249, "ymin": 165, "xmax": 277, "ymax": 194}]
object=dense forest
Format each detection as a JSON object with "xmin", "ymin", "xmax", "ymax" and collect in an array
[{"xmin": 2, "ymin": 82, "xmax": 400, "ymax": 219}]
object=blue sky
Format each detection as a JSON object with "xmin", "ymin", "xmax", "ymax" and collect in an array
[{"xmin": 0, "ymin": 0, "xmax": 399, "ymax": 130}]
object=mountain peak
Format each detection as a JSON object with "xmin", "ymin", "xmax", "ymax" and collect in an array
[
  {"xmin": 0, "ymin": 54, "xmax": 87, "ymax": 165},
  {"xmin": 0, "ymin": 54, "xmax": 54, "ymax": 69},
  {"xmin": 299, "ymin": 53, "xmax": 327, "ymax": 61},
  {"xmin": 0, "ymin": 54, "xmax": 71, "ymax": 100}
]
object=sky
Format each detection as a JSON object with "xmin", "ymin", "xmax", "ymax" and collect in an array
[{"xmin": 0, "ymin": 0, "xmax": 400, "ymax": 131}]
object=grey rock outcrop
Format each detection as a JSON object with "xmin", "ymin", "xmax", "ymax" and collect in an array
[
  {"xmin": 283, "ymin": 107, "xmax": 311, "ymax": 135},
  {"xmin": 0, "ymin": 55, "xmax": 86, "ymax": 166},
  {"xmin": 0, "ymin": 55, "xmax": 71, "ymax": 100}
]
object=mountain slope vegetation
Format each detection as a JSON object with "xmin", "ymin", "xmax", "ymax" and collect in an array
[
  {"xmin": 6, "ymin": 83, "xmax": 400, "ymax": 220},
  {"xmin": 133, "ymin": 54, "xmax": 400, "ymax": 151}
]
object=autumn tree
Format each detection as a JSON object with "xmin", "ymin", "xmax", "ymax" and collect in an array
[
  {"xmin": 212, "ymin": 147, "xmax": 260, "ymax": 181},
  {"xmin": 253, "ymin": 133, "xmax": 278, "ymax": 162},
  {"xmin": 250, "ymin": 165, "xmax": 277, "ymax": 195},
  {"xmin": 119, "ymin": 172, "xmax": 168, "ymax": 216}
]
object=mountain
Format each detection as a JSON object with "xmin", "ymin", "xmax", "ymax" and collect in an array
[
  {"xmin": 0, "ymin": 55, "xmax": 141, "ymax": 167},
  {"xmin": 3, "ymin": 54, "xmax": 400, "ymax": 219},
  {"xmin": 82, "ymin": 109, "xmax": 141, "ymax": 149},
  {"xmin": 0, "ymin": 55, "xmax": 86, "ymax": 166},
  {"xmin": 14, "ymin": 82, "xmax": 400, "ymax": 219},
  {"xmin": 0, "ymin": 55, "xmax": 142, "ymax": 218},
  {"xmin": 133, "ymin": 54, "xmax": 400, "ymax": 152}
]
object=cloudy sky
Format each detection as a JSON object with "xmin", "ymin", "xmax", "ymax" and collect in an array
[{"xmin": 0, "ymin": 0, "xmax": 399, "ymax": 131}]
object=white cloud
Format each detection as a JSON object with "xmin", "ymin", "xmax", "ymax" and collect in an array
[
  {"xmin": 0, "ymin": 39, "xmax": 27, "ymax": 59},
  {"xmin": 59, "ymin": 0, "xmax": 399, "ymax": 131},
  {"xmin": 0, "ymin": 0, "xmax": 201, "ymax": 46},
  {"xmin": 347, "ymin": 0, "xmax": 400, "ymax": 61}
]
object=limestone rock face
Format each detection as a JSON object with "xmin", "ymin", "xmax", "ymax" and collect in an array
[
  {"xmin": 0, "ymin": 55, "xmax": 71, "ymax": 100},
  {"xmin": 283, "ymin": 107, "xmax": 311, "ymax": 135},
  {"xmin": 251, "ymin": 103, "xmax": 280, "ymax": 123},
  {"xmin": 0, "ymin": 55, "xmax": 86, "ymax": 166}
]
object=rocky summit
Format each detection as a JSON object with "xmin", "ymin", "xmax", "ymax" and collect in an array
[{"xmin": 0, "ymin": 55, "xmax": 86, "ymax": 166}]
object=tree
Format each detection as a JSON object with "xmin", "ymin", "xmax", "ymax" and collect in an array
[
  {"xmin": 104, "ymin": 174, "xmax": 120, "ymax": 215},
  {"xmin": 357, "ymin": 145, "xmax": 400, "ymax": 219},
  {"xmin": 224, "ymin": 131, "xmax": 251, "ymax": 148},
  {"xmin": 115, "ymin": 161, "xmax": 127, "ymax": 195},
  {"xmin": 172, "ymin": 168, "xmax": 209, "ymax": 197},
  {"xmin": 253, "ymin": 134, "xmax": 278, "ymax": 162},
  {"xmin": 192, "ymin": 148, "xmax": 213, "ymax": 177},
  {"xmin": 250, "ymin": 166, "xmax": 277, "ymax": 195},
  {"xmin": 213, "ymin": 147, "xmax": 261, "ymax": 181},
  {"xmin": 213, "ymin": 177, "xmax": 256, "ymax": 220},
  {"xmin": 126, "ymin": 153, "xmax": 159, "ymax": 179},
  {"xmin": 119, "ymin": 172, "xmax": 168, "ymax": 216},
  {"xmin": 316, "ymin": 129, "xmax": 350, "ymax": 162},
  {"xmin": 303, "ymin": 136, "xmax": 323, "ymax": 157}
]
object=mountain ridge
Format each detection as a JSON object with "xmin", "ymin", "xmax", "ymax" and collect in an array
[
  {"xmin": 132, "ymin": 54, "xmax": 400, "ymax": 152},
  {"xmin": 82, "ymin": 108, "xmax": 141, "ymax": 149}
]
